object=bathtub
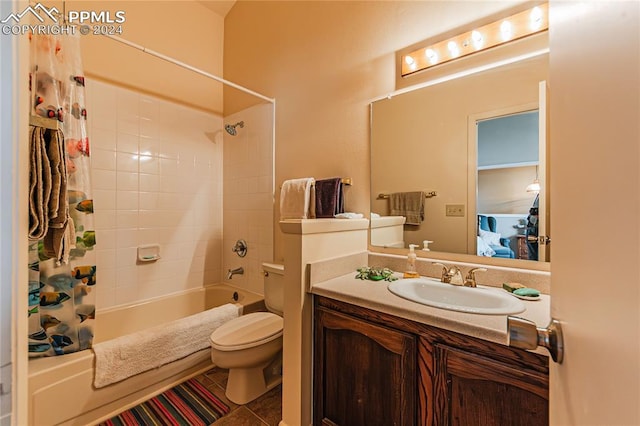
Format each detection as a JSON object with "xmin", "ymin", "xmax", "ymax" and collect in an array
[{"xmin": 28, "ymin": 284, "xmax": 265, "ymax": 426}]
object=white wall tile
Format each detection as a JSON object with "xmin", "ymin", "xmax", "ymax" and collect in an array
[
  {"xmin": 222, "ymin": 104, "xmax": 274, "ymax": 296},
  {"xmin": 92, "ymin": 148, "xmax": 117, "ymax": 170},
  {"xmin": 116, "ymin": 132, "xmax": 139, "ymax": 155},
  {"xmin": 93, "ymin": 189, "xmax": 116, "ymax": 210},
  {"xmin": 116, "ymin": 171, "xmax": 138, "ymax": 191},
  {"xmin": 91, "ymin": 127, "xmax": 117, "ymax": 152},
  {"xmin": 87, "ymin": 81, "xmax": 226, "ymax": 310},
  {"xmin": 116, "ymin": 191, "xmax": 138, "ymax": 211},
  {"xmin": 92, "ymin": 169, "xmax": 116, "ymax": 190},
  {"xmin": 116, "ymin": 152, "xmax": 139, "ymax": 173},
  {"xmin": 139, "ymin": 173, "xmax": 160, "ymax": 192},
  {"xmin": 94, "ymin": 209, "xmax": 116, "ymax": 229}
]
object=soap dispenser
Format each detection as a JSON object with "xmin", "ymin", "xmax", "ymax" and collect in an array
[
  {"xmin": 422, "ymin": 240, "xmax": 433, "ymax": 251},
  {"xmin": 403, "ymin": 244, "xmax": 420, "ymax": 279}
]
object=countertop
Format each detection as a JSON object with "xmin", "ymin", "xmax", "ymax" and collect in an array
[{"xmin": 310, "ymin": 272, "xmax": 551, "ymax": 354}]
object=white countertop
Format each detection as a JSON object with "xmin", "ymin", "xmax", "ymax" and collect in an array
[{"xmin": 311, "ymin": 272, "xmax": 551, "ymax": 354}]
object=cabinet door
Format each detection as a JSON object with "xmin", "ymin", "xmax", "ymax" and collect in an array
[
  {"xmin": 314, "ymin": 307, "xmax": 416, "ymax": 426},
  {"xmin": 433, "ymin": 344, "xmax": 548, "ymax": 426}
]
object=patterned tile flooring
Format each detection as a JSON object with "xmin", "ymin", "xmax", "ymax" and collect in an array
[{"xmin": 195, "ymin": 367, "xmax": 282, "ymax": 426}]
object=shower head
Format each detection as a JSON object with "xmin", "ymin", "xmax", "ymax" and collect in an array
[{"xmin": 224, "ymin": 121, "xmax": 244, "ymax": 136}]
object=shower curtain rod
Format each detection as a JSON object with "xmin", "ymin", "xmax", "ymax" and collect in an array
[{"xmin": 103, "ymin": 34, "xmax": 275, "ymax": 104}]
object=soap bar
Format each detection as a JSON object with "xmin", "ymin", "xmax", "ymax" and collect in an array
[
  {"xmin": 502, "ymin": 282, "xmax": 525, "ymax": 293},
  {"xmin": 513, "ymin": 287, "xmax": 540, "ymax": 298}
]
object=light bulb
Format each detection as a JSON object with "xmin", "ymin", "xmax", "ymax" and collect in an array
[
  {"xmin": 500, "ymin": 20, "xmax": 512, "ymax": 41},
  {"xmin": 424, "ymin": 48, "xmax": 438, "ymax": 64},
  {"xmin": 526, "ymin": 179, "xmax": 541, "ymax": 193},
  {"xmin": 404, "ymin": 55, "xmax": 415, "ymax": 66},
  {"xmin": 471, "ymin": 30, "xmax": 484, "ymax": 49},
  {"xmin": 530, "ymin": 6, "xmax": 543, "ymax": 30},
  {"xmin": 447, "ymin": 41, "xmax": 459, "ymax": 58}
]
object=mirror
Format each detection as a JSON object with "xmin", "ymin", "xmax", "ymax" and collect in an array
[{"xmin": 370, "ymin": 53, "xmax": 549, "ymax": 265}]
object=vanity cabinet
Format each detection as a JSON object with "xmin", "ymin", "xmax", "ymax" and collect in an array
[
  {"xmin": 314, "ymin": 296, "xmax": 549, "ymax": 426},
  {"xmin": 313, "ymin": 305, "xmax": 416, "ymax": 426}
]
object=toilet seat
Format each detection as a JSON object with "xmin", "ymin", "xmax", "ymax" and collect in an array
[{"xmin": 210, "ymin": 312, "xmax": 283, "ymax": 351}]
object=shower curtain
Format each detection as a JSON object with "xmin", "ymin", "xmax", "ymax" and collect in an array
[{"xmin": 28, "ymin": 33, "xmax": 97, "ymax": 357}]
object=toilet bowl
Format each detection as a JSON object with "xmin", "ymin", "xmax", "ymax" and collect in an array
[{"xmin": 210, "ymin": 263, "xmax": 284, "ymax": 404}]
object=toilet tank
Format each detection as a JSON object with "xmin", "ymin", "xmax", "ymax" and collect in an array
[{"xmin": 262, "ymin": 263, "xmax": 284, "ymax": 316}]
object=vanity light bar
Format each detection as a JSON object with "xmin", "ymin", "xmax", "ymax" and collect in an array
[{"xmin": 401, "ymin": 3, "xmax": 548, "ymax": 76}]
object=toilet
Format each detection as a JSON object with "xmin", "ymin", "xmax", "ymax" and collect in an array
[{"xmin": 209, "ymin": 263, "xmax": 284, "ymax": 404}]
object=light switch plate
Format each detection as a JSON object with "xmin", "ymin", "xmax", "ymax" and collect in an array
[{"xmin": 445, "ymin": 204, "xmax": 465, "ymax": 217}]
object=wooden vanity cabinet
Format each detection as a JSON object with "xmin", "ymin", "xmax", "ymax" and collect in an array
[
  {"xmin": 313, "ymin": 305, "xmax": 416, "ymax": 426},
  {"xmin": 314, "ymin": 296, "xmax": 549, "ymax": 426}
]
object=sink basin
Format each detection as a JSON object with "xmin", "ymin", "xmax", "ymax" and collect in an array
[{"xmin": 387, "ymin": 278, "xmax": 525, "ymax": 315}]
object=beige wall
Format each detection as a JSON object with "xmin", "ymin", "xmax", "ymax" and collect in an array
[
  {"xmin": 223, "ymin": 0, "xmax": 533, "ymax": 261},
  {"xmin": 478, "ymin": 166, "xmax": 538, "ymax": 214},
  {"xmin": 66, "ymin": 1, "xmax": 225, "ymax": 113}
]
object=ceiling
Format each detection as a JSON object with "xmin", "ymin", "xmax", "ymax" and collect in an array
[{"xmin": 198, "ymin": 0, "xmax": 236, "ymax": 17}]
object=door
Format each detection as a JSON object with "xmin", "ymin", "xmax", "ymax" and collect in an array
[
  {"xmin": 314, "ymin": 306, "xmax": 416, "ymax": 426},
  {"xmin": 433, "ymin": 344, "xmax": 548, "ymax": 426},
  {"xmin": 536, "ymin": 81, "xmax": 549, "ymax": 262},
  {"xmin": 549, "ymin": 1, "xmax": 640, "ymax": 424}
]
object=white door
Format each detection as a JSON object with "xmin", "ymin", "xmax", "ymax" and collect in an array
[
  {"xmin": 537, "ymin": 81, "xmax": 549, "ymax": 263},
  {"xmin": 549, "ymin": 1, "xmax": 639, "ymax": 424}
]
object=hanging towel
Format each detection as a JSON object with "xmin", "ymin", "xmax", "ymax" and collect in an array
[
  {"xmin": 315, "ymin": 177, "xmax": 344, "ymax": 218},
  {"xmin": 93, "ymin": 304, "xmax": 240, "ymax": 388},
  {"xmin": 389, "ymin": 191, "xmax": 425, "ymax": 225},
  {"xmin": 280, "ymin": 177, "xmax": 315, "ymax": 220},
  {"xmin": 28, "ymin": 126, "xmax": 52, "ymax": 241},
  {"xmin": 42, "ymin": 128, "xmax": 70, "ymax": 263}
]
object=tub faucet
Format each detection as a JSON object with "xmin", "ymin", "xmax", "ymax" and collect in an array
[
  {"xmin": 227, "ymin": 267, "xmax": 244, "ymax": 279},
  {"xmin": 433, "ymin": 262, "xmax": 464, "ymax": 285}
]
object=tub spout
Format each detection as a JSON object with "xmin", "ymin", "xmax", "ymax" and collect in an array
[{"xmin": 227, "ymin": 267, "xmax": 244, "ymax": 279}]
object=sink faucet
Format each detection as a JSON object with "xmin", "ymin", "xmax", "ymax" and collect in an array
[
  {"xmin": 464, "ymin": 267, "xmax": 487, "ymax": 288},
  {"xmin": 227, "ymin": 267, "xmax": 244, "ymax": 279},
  {"xmin": 433, "ymin": 262, "xmax": 464, "ymax": 285}
]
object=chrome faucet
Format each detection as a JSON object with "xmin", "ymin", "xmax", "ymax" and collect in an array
[
  {"xmin": 227, "ymin": 267, "xmax": 244, "ymax": 279},
  {"xmin": 464, "ymin": 267, "xmax": 487, "ymax": 288},
  {"xmin": 433, "ymin": 262, "xmax": 464, "ymax": 285}
]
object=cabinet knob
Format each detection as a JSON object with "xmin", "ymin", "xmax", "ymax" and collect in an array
[{"xmin": 507, "ymin": 316, "xmax": 564, "ymax": 363}]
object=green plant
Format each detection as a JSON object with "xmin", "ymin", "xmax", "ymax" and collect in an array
[{"xmin": 355, "ymin": 266, "xmax": 398, "ymax": 282}]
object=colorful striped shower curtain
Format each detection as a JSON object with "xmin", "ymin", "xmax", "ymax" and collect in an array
[{"xmin": 28, "ymin": 33, "xmax": 97, "ymax": 357}]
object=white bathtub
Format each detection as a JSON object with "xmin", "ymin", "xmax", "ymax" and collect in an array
[{"xmin": 28, "ymin": 284, "xmax": 265, "ymax": 426}]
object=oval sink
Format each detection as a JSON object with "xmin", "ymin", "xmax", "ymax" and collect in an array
[{"xmin": 387, "ymin": 277, "xmax": 525, "ymax": 315}]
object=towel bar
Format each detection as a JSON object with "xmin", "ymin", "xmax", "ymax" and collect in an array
[
  {"xmin": 279, "ymin": 177, "xmax": 352, "ymax": 189},
  {"xmin": 377, "ymin": 191, "xmax": 437, "ymax": 199},
  {"xmin": 29, "ymin": 115, "xmax": 60, "ymax": 130}
]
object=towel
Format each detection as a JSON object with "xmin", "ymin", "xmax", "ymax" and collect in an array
[
  {"xmin": 389, "ymin": 191, "xmax": 425, "ymax": 225},
  {"xmin": 93, "ymin": 303, "xmax": 240, "ymax": 388},
  {"xmin": 335, "ymin": 212, "xmax": 363, "ymax": 219},
  {"xmin": 41, "ymin": 127, "xmax": 70, "ymax": 263},
  {"xmin": 280, "ymin": 177, "xmax": 315, "ymax": 220},
  {"xmin": 28, "ymin": 126, "xmax": 52, "ymax": 241},
  {"xmin": 315, "ymin": 177, "xmax": 344, "ymax": 218}
]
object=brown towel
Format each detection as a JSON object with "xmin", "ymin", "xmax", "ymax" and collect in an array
[
  {"xmin": 315, "ymin": 177, "xmax": 344, "ymax": 218},
  {"xmin": 42, "ymin": 128, "xmax": 70, "ymax": 263},
  {"xmin": 28, "ymin": 126, "xmax": 52, "ymax": 241},
  {"xmin": 389, "ymin": 191, "xmax": 425, "ymax": 225}
]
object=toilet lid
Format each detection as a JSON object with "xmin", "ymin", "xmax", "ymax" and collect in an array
[{"xmin": 210, "ymin": 312, "xmax": 283, "ymax": 350}]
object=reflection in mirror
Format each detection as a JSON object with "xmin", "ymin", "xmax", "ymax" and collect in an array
[
  {"xmin": 370, "ymin": 54, "xmax": 549, "ymax": 265},
  {"xmin": 476, "ymin": 111, "xmax": 539, "ymax": 260}
]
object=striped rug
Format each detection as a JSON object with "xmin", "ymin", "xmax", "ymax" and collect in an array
[{"xmin": 99, "ymin": 378, "xmax": 230, "ymax": 426}]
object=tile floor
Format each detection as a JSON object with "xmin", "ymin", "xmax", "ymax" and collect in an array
[{"xmin": 196, "ymin": 367, "xmax": 282, "ymax": 426}]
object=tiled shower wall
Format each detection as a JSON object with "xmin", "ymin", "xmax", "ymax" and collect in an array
[
  {"xmin": 223, "ymin": 104, "xmax": 274, "ymax": 295},
  {"xmin": 86, "ymin": 80, "xmax": 224, "ymax": 310}
]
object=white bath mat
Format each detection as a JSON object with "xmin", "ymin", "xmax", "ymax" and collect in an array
[{"xmin": 93, "ymin": 303, "xmax": 240, "ymax": 388}]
